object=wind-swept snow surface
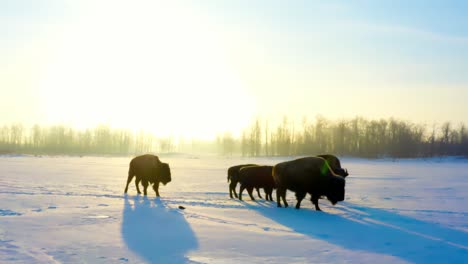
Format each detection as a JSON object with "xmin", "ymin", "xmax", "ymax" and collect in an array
[{"xmin": 0, "ymin": 156, "xmax": 467, "ymax": 263}]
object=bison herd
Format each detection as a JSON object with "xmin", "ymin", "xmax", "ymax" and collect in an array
[{"xmin": 124, "ymin": 154, "xmax": 349, "ymax": 211}]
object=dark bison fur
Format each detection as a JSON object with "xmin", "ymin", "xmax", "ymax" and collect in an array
[
  {"xmin": 124, "ymin": 154, "xmax": 171, "ymax": 197},
  {"xmin": 273, "ymin": 157, "xmax": 345, "ymax": 211},
  {"xmin": 317, "ymin": 154, "xmax": 349, "ymax": 177},
  {"xmin": 238, "ymin": 165, "xmax": 275, "ymax": 201},
  {"xmin": 227, "ymin": 164, "xmax": 257, "ymax": 198}
]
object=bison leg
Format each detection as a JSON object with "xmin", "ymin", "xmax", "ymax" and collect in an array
[
  {"xmin": 153, "ymin": 182, "xmax": 160, "ymax": 197},
  {"xmin": 124, "ymin": 173, "xmax": 135, "ymax": 193},
  {"xmin": 142, "ymin": 179, "xmax": 149, "ymax": 196},
  {"xmin": 233, "ymin": 181, "xmax": 239, "ymax": 198},
  {"xmin": 281, "ymin": 189, "xmax": 288, "ymax": 207},
  {"xmin": 265, "ymin": 187, "xmax": 273, "ymax": 201},
  {"xmin": 247, "ymin": 187, "xmax": 255, "ymax": 200},
  {"xmin": 256, "ymin": 188, "xmax": 263, "ymax": 199},
  {"xmin": 135, "ymin": 177, "xmax": 142, "ymax": 194},
  {"xmin": 295, "ymin": 191, "xmax": 306, "ymax": 209},
  {"xmin": 311, "ymin": 194, "xmax": 322, "ymax": 211},
  {"xmin": 276, "ymin": 189, "xmax": 282, "ymax": 207},
  {"xmin": 276, "ymin": 188, "xmax": 288, "ymax": 208},
  {"xmin": 229, "ymin": 181, "xmax": 238, "ymax": 198},
  {"xmin": 239, "ymin": 184, "xmax": 245, "ymax": 201}
]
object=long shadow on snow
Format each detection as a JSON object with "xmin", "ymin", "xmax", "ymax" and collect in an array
[
  {"xmin": 121, "ymin": 195, "xmax": 198, "ymax": 263},
  {"xmin": 248, "ymin": 201, "xmax": 468, "ymax": 263}
]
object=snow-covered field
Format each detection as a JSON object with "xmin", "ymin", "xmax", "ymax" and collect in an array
[{"xmin": 1, "ymin": 155, "xmax": 467, "ymax": 263}]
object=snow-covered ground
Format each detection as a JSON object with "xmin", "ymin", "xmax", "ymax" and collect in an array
[{"xmin": 0, "ymin": 155, "xmax": 467, "ymax": 263}]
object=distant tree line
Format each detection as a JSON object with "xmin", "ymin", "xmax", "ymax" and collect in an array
[
  {"xmin": 218, "ymin": 117, "xmax": 468, "ymax": 158},
  {"xmin": 0, "ymin": 124, "xmax": 176, "ymax": 155},
  {"xmin": 2, "ymin": 117, "xmax": 468, "ymax": 158}
]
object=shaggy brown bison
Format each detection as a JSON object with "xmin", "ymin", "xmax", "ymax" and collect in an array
[
  {"xmin": 317, "ymin": 154, "xmax": 349, "ymax": 177},
  {"xmin": 227, "ymin": 164, "xmax": 257, "ymax": 198},
  {"xmin": 124, "ymin": 154, "xmax": 171, "ymax": 196},
  {"xmin": 273, "ymin": 157, "xmax": 345, "ymax": 211},
  {"xmin": 238, "ymin": 165, "xmax": 275, "ymax": 201}
]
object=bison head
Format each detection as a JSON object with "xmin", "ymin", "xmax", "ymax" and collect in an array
[
  {"xmin": 334, "ymin": 168, "xmax": 349, "ymax": 177},
  {"xmin": 158, "ymin": 162, "xmax": 172, "ymax": 185},
  {"xmin": 327, "ymin": 175, "xmax": 345, "ymax": 205}
]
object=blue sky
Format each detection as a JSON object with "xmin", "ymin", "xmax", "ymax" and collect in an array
[{"xmin": 1, "ymin": 0, "xmax": 468, "ymax": 137}]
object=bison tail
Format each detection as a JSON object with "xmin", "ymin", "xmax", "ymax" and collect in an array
[
  {"xmin": 272, "ymin": 164, "xmax": 282, "ymax": 186},
  {"xmin": 128, "ymin": 165, "xmax": 136, "ymax": 179}
]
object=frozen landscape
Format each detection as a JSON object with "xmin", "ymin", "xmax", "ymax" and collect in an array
[{"xmin": 0, "ymin": 155, "xmax": 467, "ymax": 263}]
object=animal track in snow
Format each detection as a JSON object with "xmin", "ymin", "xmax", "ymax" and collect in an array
[{"xmin": 0, "ymin": 209, "xmax": 22, "ymax": 216}]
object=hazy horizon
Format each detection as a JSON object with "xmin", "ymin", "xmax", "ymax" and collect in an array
[{"xmin": 2, "ymin": 0, "xmax": 468, "ymax": 140}]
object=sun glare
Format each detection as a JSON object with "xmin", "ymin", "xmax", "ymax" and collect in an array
[{"xmin": 37, "ymin": 1, "xmax": 254, "ymax": 139}]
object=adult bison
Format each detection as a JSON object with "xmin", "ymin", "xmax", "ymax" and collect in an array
[
  {"xmin": 227, "ymin": 164, "xmax": 257, "ymax": 198},
  {"xmin": 124, "ymin": 154, "xmax": 171, "ymax": 197},
  {"xmin": 273, "ymin": 157, "xmax": 345, "ymax": 211},
  {"xmin": 238, "ymin": 165, "xmax": 275, "ymax": 201},
  {"xmin": 317, "ymin": 154, "xmax": 349, "ymax": 177}
]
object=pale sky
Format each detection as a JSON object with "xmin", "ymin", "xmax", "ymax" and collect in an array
[{"xmin": 2, "ymin": 0, "xmax": 468, "ymax": 139}]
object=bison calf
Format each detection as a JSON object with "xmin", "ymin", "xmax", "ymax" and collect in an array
[
  {"xmin": 227, "ymin": 164, "xmax": 257, "ymax": 198},
  {"xmin": 238, "ymin": 165, "xmax": 275, "ymax": 201},
  {"xmin": 273, "ymin": 157, "xmax": 345, "ymax": 211},
  {"xmin": 124, "ymin": 154, "xmax": 171, "ymax": 197}
]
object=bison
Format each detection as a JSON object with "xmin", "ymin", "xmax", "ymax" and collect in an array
[
  {"xmin": 227, "ymin": 164, "xmax": 257, "ymax": 198},
  {"xmin": 238, "ymin": 165, "xmax": 275, "ymax": 201},
  {"xmin": 273, "ymin": 157, "xmax": 345, "ymax": 211},
  {"xmin": 317, "ymin": 154, "xmax": 349, "ymax": 177},
  {"xmin": 124, "ymin": 154, "xmax": 171, "ymax": 197}
]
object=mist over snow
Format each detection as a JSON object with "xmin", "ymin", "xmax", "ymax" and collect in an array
[{"xmin": 0, "ymin": 155, "xmax": 467, "ymax": 263}]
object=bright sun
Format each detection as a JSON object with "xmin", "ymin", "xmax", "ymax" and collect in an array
[{"xmin": 38, "ymin": 1, "xmax": 254, "ymax": 139}]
